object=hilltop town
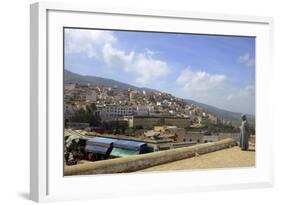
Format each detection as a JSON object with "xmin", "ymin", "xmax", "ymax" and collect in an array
[
  {"xmin": 65, "ymin": 82, "xmax": 236, "ymax": 125},
  {"xmin": 64, "ymin": 79, "xmax": 243, "ymax": 142}
]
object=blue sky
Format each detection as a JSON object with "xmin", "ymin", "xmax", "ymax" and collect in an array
[{"xmin": 64, "ymin": 28, "xmax": 255, "ymax": 115}]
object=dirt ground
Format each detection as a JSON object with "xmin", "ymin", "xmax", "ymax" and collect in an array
[{"xmin": 140, "ymin": 146, "xmax": 255, "ymax": 172}]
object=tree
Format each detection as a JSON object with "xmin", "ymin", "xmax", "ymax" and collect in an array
[
  {"xmin": 101, "ymin": 120, "xmax": 128, "ymax": 134},
  {"xmin": 71, "ymin": 103, "xmax": 101, "ymax": 127}
]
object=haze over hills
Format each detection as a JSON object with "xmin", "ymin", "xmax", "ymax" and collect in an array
[
  {"xmin": 64, "ymin": 69, "xmax": 255, "ymax": 125},
  {"xmin": 64, "ymin": 69, "xmax": 155, "ymax": 91}
]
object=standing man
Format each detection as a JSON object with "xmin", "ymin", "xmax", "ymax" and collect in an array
[{"xmin": 240, "ymin": 114, "xmax": 250, "ymax": 151}]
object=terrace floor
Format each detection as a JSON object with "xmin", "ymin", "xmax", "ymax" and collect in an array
[{"xmin": 139, "ymin": 146, "xmax": 255, "ymax": 172}]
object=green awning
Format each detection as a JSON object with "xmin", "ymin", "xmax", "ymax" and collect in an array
[{"xmin": 110, "ymin": 147, "xmax": 139, "ymax": 157}]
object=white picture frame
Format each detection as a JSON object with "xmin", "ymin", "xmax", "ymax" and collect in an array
[{"xmin": 30, "ymin": 2, "xmax": 274, "ymax": 202}]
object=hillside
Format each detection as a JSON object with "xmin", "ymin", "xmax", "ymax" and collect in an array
[
  {"xmin": 64, "ymin": 69, "xmax": 255, "ymax": 125},
  {"xmin": 184, "ymin": 99, "xmax": 255, "ymax": 126}
]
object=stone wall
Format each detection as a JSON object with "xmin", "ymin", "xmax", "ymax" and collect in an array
[
  {"xmin": 218, "ymin": 133, "xmax": 240, "ymax": 142},
  {"xmin": 64, "ymin": 138, "xmax": 237, "ymax": 176},
  {"xmin": 128, "ymin": 116, "xmax": 191, "ymax": 129},
  {"xmin": 164, "ymin": 118, "xmax": 190, "ymax": 128},
  {"xmin": 180, "ymin": 131, "xmax": 204, "ymax": 143}
]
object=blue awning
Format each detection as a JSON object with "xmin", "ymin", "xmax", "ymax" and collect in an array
[
  {"xmin": 85, "ymin": 144, "xmax": 110, "ymax": 154},
  {"xmin": 113, "ymin": 140, "xmax": 146, "ymax": 150},
  {"xmin": 87, "ymin": 137, "xmax": 117, "ymax": 145}
]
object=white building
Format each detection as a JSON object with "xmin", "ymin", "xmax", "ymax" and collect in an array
[
  {"xmin": 134, "ymin": 105, "xmax": 154, "ymax": 116},
  {"xmin": 98, "ymin": 105, "xmax": 134, "ymax": 121}
]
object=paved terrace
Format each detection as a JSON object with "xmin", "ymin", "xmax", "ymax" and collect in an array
[{"xmin": 140, "ymin": 146, "xmax": 255, "ymax": 172}]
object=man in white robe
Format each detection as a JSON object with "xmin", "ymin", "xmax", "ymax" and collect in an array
[{"xmin": 240, "ymin": 114, "xmax": 250, "ymax": 151}]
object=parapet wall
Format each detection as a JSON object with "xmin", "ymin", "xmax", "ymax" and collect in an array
[
  {"xmin": 64, "ymin": 138, "xmax": 237, "ymax": 176},
  {"xmin": 218, "ymin": 133, "xmax": 240, "ymax": 142}
]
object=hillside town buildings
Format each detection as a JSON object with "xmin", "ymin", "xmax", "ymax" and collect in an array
[{"xmin": 64, "ymin": 83, "xmax": 228, "ymax": 130}]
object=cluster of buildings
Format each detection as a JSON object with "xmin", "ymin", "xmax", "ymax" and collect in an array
[
  {"xmin": 64, "ymin": 83, "xmax": 229, "ymax": 131},
  {"xmin": 67, "ymin": 125, "xmax": 241, "ymax": 153}
]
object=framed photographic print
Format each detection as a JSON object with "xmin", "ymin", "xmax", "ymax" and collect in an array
[{"xmin": 30, "ymin": 2, "xmax": 274, "ymax": 202}]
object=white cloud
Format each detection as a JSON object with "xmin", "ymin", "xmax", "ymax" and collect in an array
[
  {"xmin": 65, "ymin": 29, "xmax": 170, "ymax": 86},
  {"xmin": 226, "ymin": 85, "xmax": 255, "ymax": 114},
  {"xmin": 102, "ymin": 43, "xmax": 135, "ymax": 69},
  {"xmin": 227, "ymin": 85, "xmax": 254, "ymax": 103},
  {"xmin": 175, "ymin": 68, "xmax": 255, "ymax": 114},
  {"xmin": 238, "ymin": 53, "xmax": 255, "ymax": 67},
  {"xmin": 176, "ymin": 68, "xmax": 226, "ymax": 92},
  {"xmin": 234, "ymin": 85, "xmax": 255, "ymax": 105},
  {"xmin": 102, "ymin": 41, "xmax": 169, "ymax": 85},
  {"xmin": 226, "ymin": 94, "xmax": 233, "ymax": 100},
  {"xmin": 144, "ymin": 48, "xmax": 158, "ymax": 57},
  {"xmin": 133, "ymin": 53, "xmax": 169, "ymax": 84},
  {"xmin": 65, "ymin": 29, "xmax": 117, "ymax": 58}
]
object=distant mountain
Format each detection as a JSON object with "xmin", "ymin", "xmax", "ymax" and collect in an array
[
  {"xmin": 64, "ymin": 69, "xmax": 255, "ymax": 125},
  {"xmin": 64, "ymin": 69, "xmax": 141, "ymax": 90}
]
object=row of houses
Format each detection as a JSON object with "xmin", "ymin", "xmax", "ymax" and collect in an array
[
  {"xmin": 141, "ymin": 126, "xmax": 241, "ymax": 144},
  {"xmin": 65, "ymin": 103, "xmax": 155, "ymax": 120},
  {"xmin": 65, "ymin": 103, "xmax": 225, "ymax": 131},
  {"xmin": 126, "ymin": 116, "xmax": 191, "ymax": 129},
  {"xmin": 65, "ymin": 103, "xmax": 192, "ymax": 129}
]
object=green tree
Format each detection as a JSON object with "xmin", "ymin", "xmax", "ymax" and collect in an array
[{"xmin": 72, "ymin": 103, "xmax": 101, "ymax": 127}]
